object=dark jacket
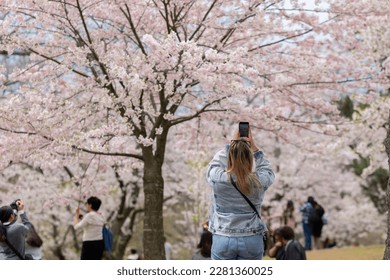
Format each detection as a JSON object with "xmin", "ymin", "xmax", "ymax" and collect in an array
[{"xmin": 276, "ymin": 240, "xmax": 307, "ymax": 260}]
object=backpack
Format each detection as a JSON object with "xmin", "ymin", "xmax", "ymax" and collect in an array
[
  {"xmin": 102, "ymin": 224, "xmax": 113, "ymax": 255},
  {"xmin": 309, "ymin": 205, "xmax": 325, "ymax": 224}
]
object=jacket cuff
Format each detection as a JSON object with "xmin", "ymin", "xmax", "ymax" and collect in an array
[{"xmin": 253, "ymin": 150, "xmax": 264, "ymax": 160}]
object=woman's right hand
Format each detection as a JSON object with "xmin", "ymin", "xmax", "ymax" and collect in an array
[
  {"xmin": 274, "ymin": 241, "xmax": 283, "ymax": 248},
  {"xmin": 16, "ymin": 199, "xmax": 25, "ymax": 211},
  {"xmin": 74, "ymin": 207, "xmax": 81, "ymax": 225}
]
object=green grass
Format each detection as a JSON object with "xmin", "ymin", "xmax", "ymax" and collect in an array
[
  {"xmin": 306, "ymin": 245, "xmax": 385, "ymax": 260},
  {"xmin": 263, "ymin": 245, "xmax": 385, "ymax": 260}
]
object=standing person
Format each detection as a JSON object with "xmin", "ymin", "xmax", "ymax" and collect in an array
[
  {"xmin": 206, "ymin": 126, "xmax": 275, "ymax": 260},
  {"xmin": 0, "ymin": 199, "xmax": 32, "ymax": 260},
  {"xmin": 309, "ymin": 200, "xmax": 325, "ymax": 250},
  {"xmin": 74, "ymin": 196, "xmax": 105, "ymax": 260},
  {"xmin": 127, "ymin": 248, "xmax": 141, "ymax": 260},
  {"xmin": 192, "ymin": 229, "xmax": 213, "ymax": 260},
  {"xmin": 282, "ymin": 200, "xmax": 296, "ymax": 229},
  {"xmin": 299, "ymin": 196, "xmax": 314, "ymax": 250},
  {"xmin": 164, "ymin": 236, "xmax": 172, "ymax": 260},
  {"xmin": 268, "ymin": 226, "xmax": 306, "ymax": 260}
]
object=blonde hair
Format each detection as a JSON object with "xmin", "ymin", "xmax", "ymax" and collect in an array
[{"xmin": 227, "ymin": 140, "xmax": 261, "ymax": 195}]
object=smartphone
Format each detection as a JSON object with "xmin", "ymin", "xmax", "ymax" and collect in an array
[{"xmin": 239, "ymin": 122, "xmax": 249, "ymax": 137}]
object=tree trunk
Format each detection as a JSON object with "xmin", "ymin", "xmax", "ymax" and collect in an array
[
  {"xmin": 384, "ymin": 109, "xmax": 390, "ymax": 260},
  {"xmin": 111, "ymin": 208, "xmax": 143, "ymax": 260},
  {"xmin": 142, "ymin": 158, "xmax": 165, "ymax": 259},
  {"xmin": 110, "ymin": 212, "xmax": 132, "ymax": 260},
  {"xmin": 113, "ymin": 231, "xmax": 133, "ymax": 260}
]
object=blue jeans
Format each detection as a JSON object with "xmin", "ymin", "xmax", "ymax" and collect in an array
[
  {"xmin": 211, "ymin": 234, "xmax": 264, "ymax": 260},
  {"xmin": 302, "ymin": 222, "xmax": 312, "ymax": 250}
]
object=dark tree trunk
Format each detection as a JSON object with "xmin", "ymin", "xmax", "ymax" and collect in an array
[
  {"xmin": 111, "ymin": 208, "xmax": 143, "ymax": 260},
  {"xmin": 110, "ymin": 211, "xmax": 133, "ymax": 260},
  {"xmin": 139, "ymin": 125, "xmax": 170, "ymax": 260},
  {"xmin": 384, "ymin": 109, "xmax": 390, "ymax": 260},
  {"xmin": 142, "ymin": 157, "xmax": 165, "ymax": 259},
  {"xmin": 112, "ymin": 228, "xmax": 133, "ymax": 259}
]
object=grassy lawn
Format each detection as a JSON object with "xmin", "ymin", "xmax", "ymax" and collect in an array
[
  {"xmin": 306, "ymin": 245, "xmax": 385, "ymax": 260},
  {"xmin": 263, "ymin": 245, "xmax": 385, "ymax": 260}
]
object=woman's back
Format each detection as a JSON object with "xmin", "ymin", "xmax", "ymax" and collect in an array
[
  {"xmin": 0, "ymin": 221, "xmax": 30, "ymax": 259},
  {"xmin": 207, "ymin": 147, "xmax": 271, "ymax": 236},
  {"xmin": 206, "ymin": 127, "xmax": 275, "ymax": 260}
]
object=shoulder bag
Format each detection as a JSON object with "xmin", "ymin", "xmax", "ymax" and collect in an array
[{"xmin": 229, "ymin": 175, "xmax": 270, "ymax": 252}]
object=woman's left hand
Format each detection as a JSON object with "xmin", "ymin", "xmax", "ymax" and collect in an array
[{"xmin": 248, "ymin": 127, "xmax": 259, "ymax": 152}]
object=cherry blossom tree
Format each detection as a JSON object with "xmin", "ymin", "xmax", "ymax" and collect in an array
[
  {"xmin": 334, "ymin": 0, "xmax": 390, "ymax": 258},
  {"xmin": 0, "ymin": 0, "xmax": 388, "ymax": 259},
  {"xmin": 385, "ymin": 111, "xmax": 390, "ymax": 259}
]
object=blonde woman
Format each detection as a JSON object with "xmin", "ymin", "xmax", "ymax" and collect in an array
[{"xmin": 206, "ymin": 127, "xmax": 275, "ymax": 260}]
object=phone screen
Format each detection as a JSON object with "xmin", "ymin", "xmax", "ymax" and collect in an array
[{"xmin": 239, "ymin": 122, "xmax": 249, "ymax": 137}]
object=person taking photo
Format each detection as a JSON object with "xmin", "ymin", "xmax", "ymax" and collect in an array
[
  {"xmin": 206, "ymin": 124, "xmax": 275, "ymax": 260},
  {"xmin": 74, "ymin": 196, "xmax": 105, "ymax": 260},
  {"xmin": 0, "ymin": 199, "xmax": 32, "ymax": 260}
]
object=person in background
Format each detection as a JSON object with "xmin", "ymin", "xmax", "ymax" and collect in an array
[
  {"xmin": 323, "ymin": 237, "xmax": 337, "ymax": 249},
  {"xmin": 282, "ymin": 200, "xmax": 296, "ymax": 229},
  {"xmin": 127, "ymin": 248, "xmax": 141, "ymax": 260},
  {"xmin": 164, "ymin": 236, "xmax": 172, "ymax": 260},
  {"xmin": 0, "ymin": 200, "xmax": 32, "ymax": 260},
  {"xmin": 192, "ymin": 229, "xmax": 213, "ymax": 260},
  {"xmin": 267, "ymin": 227, "xmax": 284, "ymax": 259},
  {"xmin": 309, "ymin": 199, "xmax": 325, "ymax": 250},
  {"xmin": 206, "ymin": 126, "xmax": 275, "ymax": 260},
  {"xmin": 299, "ymin": 196, "xmax": 314, "ymax": 250},
  {"xmin": 268, "ymin": 226, "xmax": 306, "ymax": 260},
  {"xmin": 74, "ymin": 196, "xmax": 105, "ymax": 260}
]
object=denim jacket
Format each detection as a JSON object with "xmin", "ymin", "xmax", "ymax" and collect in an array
[
  {"xmin": 206, "ymin": 145, "xmax": 275, "ymax": 237},
  {"xmin": 299, "ymin": 202, "xmax": 313, "ymax": 224}
]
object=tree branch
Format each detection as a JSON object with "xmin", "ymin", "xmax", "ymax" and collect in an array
[
  {"xmin": 120, "ymin": 4, "xmax": 147, "ymax": 56},
  {"xmin": 249, "ymin": 28, "xmax": 313, "ymax": 52},
  {"xmin": 76, "ymin": 0, "xmax": 93, "ymax": 44},
  {"xmin": 0, "ymin": 126, "xmax": 144, "ymax": 160},
  {"xmin": 287, "ymin": 76, "xmax": 372, "ymax": 87},
  {"xmin": 170, "ymin": 97, "xmax": 227, "ymax": 126},
  {"xmin": 27, "ymin": 48, "xmax": 90, "ymax": 78},
  {"xmin": 189, "ymin": 0, "xmax": 218, "ymax": 41}
]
